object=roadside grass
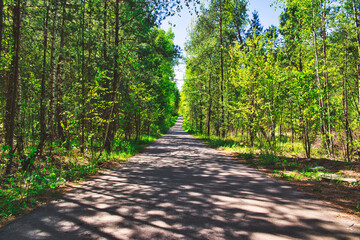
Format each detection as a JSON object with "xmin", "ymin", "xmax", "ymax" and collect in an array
[
  {"xmin": 187, "ymin": 130, "xmax": 360, "ymax": 217},
  {"xmin": 0, "ymin": 134, "xmax": 159, "ymax": 224},
  {"xmin": 0, "ymin": 114, "xmax": 181, "ymax": 224}
]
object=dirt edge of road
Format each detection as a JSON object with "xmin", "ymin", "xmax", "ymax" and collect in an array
[{"xmin": 219, "ymin": 150, "xmax": 360, "ymax": 221}]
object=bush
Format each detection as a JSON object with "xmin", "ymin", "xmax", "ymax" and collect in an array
[{"xmin": 259, "ymin": 153, "xmax": 279, "ymax": 166}]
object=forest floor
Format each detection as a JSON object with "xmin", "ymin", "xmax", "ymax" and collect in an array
[{"xmin": 0, "ymin": 117, "xmax": 359, "ymax": 239}]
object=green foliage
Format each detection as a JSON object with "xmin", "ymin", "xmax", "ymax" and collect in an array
[
  {"xmin": 280, "ymin": 171, "xmax": 296, "ymax": 181},
  {"xmin": 300, "ymin": 171, "xmax": 323, "ymax": 181},
  {"xmin": 182, "ymin": 0, "xmax": 360, "ymax": 161},
  {"xmin": 273, "ymin": 169, "xmax": 296, "ymax": 180},
  {"xmin": 239, "ymin": 152, "xmax": 254, "ymax": 160},
  {"xmin": 282, "ymin": 159, "xmax": 301, "ymax": 168},
  {"xmin": 0, "ymin": 131, "xmax": 162, "ymax": 219},
  {"xmin": 259, "ymin": 153, "xmax": 280, "ymax": 166},
  {"xmin": 1, "ymin": 165, "xmax": 68, "ymax": 218},
  {"xmin": 0, "ymin": 0, "xmax": 182, "ymax": 220}
]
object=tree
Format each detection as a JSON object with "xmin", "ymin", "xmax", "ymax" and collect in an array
[{"xmin": 4, "ymin": 0, "xmax": 21, "ymax": 174}]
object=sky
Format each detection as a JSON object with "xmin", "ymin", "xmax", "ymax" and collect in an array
[{"xmin": 160, "ymin": 0, "xmax": 283, "ymax": 90}]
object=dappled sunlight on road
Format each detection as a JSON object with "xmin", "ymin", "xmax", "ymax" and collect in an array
[{"xmin": 1, "ymin": 117, "xmax": 359, "ymax": 239}]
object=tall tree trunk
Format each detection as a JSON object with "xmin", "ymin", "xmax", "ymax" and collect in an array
[
  {"xmin": 311, "ymin": 0, "xmax": 330, "ymax": 155},
  {"xmin": 102, "ymin": 0, "xmax": 110, "ymax": 151},
  {"xmin": 207, "ymin": 71, "xmax": 212, "ymax": 136},
  {"xmin": 343, "ymin": 37, "xmax": 351, "ymax": 161},
  {"xmin": 199, "ymin": 101, "xmax": 203, "ymax": 133},
  {"xmin": 80, "ymin": 1, "xmax": 85, "ymax": 153},
  {"xmin": 290, "ymin": 100, "xmax": 294, "ymax": 146},
  {"xmin": 114, "ymin": 0, "xmax": 120, "ymax": 106},
  {"xmin": 105, "ymin": 0, "xmax": 120, "ymax": 152},
  {"xmin": 39, "ymin": 1, "xmax": 50, "ymax": 155},
  {"xmin": 5, "ymin": 0, "xmax": 21, "ymax": 174},
  {"xmin": 219, "ymin": 0, "xmax": 225, "ymax": 139},
  {"xmin": 353, "ymin": 1, "xmax": 360, "ymax": 114},
  {"xmin": 86, "ymin": 0, "xmax": 93, "ymax": 150},
  {"xmin": 103, "ymin": 0, "xmax": 107, "ymax": 62},
  {"xmin": 321, "ymin": 0, "xmax": 332, "ymax": 154},
  {"xmin": 16, "ymin": 74, "xmax": 24, "ymax": 160},
  {"xmin": 55, "ymin": 0, "xmax": 66, "ymax": 143},
  {"xmin": 0, "ymin": 0, "xmax": 4, "ymax": 116},
  {"xmin": 48, "ymin": 0, "xmax": 58, "ymax": 153},
  {"xmin": 0, "ymin": 0, "xmax": 4, "ymax": 59},
  {"xmin": 112, "ymin": 0, "xmax": 120, "ymax": 141},
  {"xmin": 304, "ymin": 119, "xmax": 311, "ymax": 158},
  {"xmin": 198, "ymin": 75, "xmax": 203, "ymax": 134},
  {"xmin": 250, "ymin": 100, "xmax": 255, "ymax": 147}
]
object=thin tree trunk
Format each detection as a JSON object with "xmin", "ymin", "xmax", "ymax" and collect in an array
[
  {"xmin": 114, "ymin": 0, "xmax": 120, "ymax": 100},
  {"xmin": 113, "ymin": 0, "xmax": 120, "ymax": 139},
  {"xmin": 353, "ymin": 1, "xmax": 360, "ymax": 114},
  {"xmin": 311, "ymin": 0, "xmax": 330, "ymax": 155},
  {"xmin": 86, "ymin": 0, "xmax": 93, "ymax": 150},
  {"xmin": 39, "ymin": 1, "xmax": 50, "ymax": 155},
  {"xmin": 0, "ymin": 0, "xmax": 4, "ymax": 59},
  {"xmin": 269, "ymin": 105, "xmax": 275, "ymax": 144},
  {"xmin": 198, "ymin": 75, "xmax": 203, "ymax": 134},
  {"xmin": 219, "ymin": 0, "xmax": 225, "ymax": 139},
  {"xmin": 5, "ymin": 0, "xmax": 21, "ymax": 174},
  {"xmin": 290, "ymin": 101, "xmax": 294, "ymax": 146},
  {"xmin": 17, "ymin": 75, "xmax": 24, "ymax": 160},
  {"xmin": 0, "ymin": 0, "xmax": 4, "ymax": 118},
  {"xmin": 302, "ymin": 117, "xmax": 311, "ymax": 159},
  {"xmin": 86, "ymin": 26, "xmax": 92, "ymax": 85},
  {"xmin": 135, "ymin": 105, "xmax": 141, "ymax": 140},
  {"xmin": 207, "ymin": 71, "xmax": 212, "ymax": 136},
  {"xmin": 105, "ymin": 0, "xmax": 120, "ymax": 152},
  {"xmin": 102, "ymin": 0, "xmax": 110, "ymax": 151},
  {"xmin": 48, "ymin": 0, "xmax": 58, "ymax": 154},
  {"xmin": 80, "ymin": 1, "xmax": 85, "ymax": 153},
  {"xmin": 343, "ymin": 37, "xmax": 351, "ymax": 161},
  {"xmin": 321, "ymin": 0, "xmax": 332, "ymax": 154},
  {"xmin": 103, "ymin": 0, "xmax": 107, "ymax": 62},
  {"xmin": 305, "ymin": 120, "xmax": 311, "ymax": 158},
  {"xmin": 199, "ymin": 101, "xmax": 203, "ymax": 134},
  {"xmin": 279, "ymin": 113, "xmax": 282, "ymax": 141},
  {"xmin": 55, "ymin": 0, "xmax": 66, "ymax": 143}
]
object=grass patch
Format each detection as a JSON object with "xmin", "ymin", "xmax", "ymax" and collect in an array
[
  {"xmin": 258, "ymin": 153, "xmax": 279, "ymax": 166},
  {"xmin": 238, "ymin": 152, "xmax": 254, "ymax": 160}
]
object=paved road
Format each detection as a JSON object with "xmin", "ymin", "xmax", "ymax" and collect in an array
[{"xmin": 1, "ymin": 117, "xmax": 359, "ymax": 239}]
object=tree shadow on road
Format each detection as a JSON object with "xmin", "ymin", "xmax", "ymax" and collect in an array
[{"xmin": 1, "ymin": 117, "xmax": 359, "ymax": 240}]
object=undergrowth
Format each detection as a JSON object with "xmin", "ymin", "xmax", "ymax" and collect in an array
[
  {"xmin": 185, "ymin": 128, "xmax": 359, "ymax": 184},
  {"xmin": 0, "ymin": 134, "xmax": 159, "ymax": 220},
  {"xmin": 184, "ymin": 126, "xmax": 360, "ymax": 216}
]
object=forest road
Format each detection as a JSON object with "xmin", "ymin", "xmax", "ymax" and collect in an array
[{"xmin": 1, "ymin": 116, "xmax": 360, "ymax": 240}]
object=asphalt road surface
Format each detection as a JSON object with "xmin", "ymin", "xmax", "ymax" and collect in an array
[{"xmin": 1, "ymin": 116, "xmax": 359, "ymax": 239}]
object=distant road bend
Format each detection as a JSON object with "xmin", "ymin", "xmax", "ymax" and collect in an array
[{"xmin": 0, "ymin": 116, "xmax": 359, "ymax": 239}]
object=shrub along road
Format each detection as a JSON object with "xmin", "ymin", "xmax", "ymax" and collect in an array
[{"xmin": 0, "ymin": 116, "xmax": 359, "ymax": 239}]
